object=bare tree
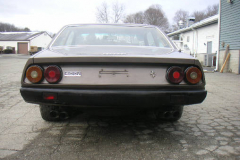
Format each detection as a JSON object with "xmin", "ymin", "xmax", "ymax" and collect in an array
[
  {"xmin": 134, "ymin": 12, "xmax": 145, "ymax": 24},
  {"xmin": 169, "ymin": 24, "xmax": 179, "ymax": 32},
  {"xmin": 96, "ymin": 1, "xmax": 125, "ymax": 23},
  {"xmin": 112, "ymin": 1, "xmax": 125, "ymax": 23},
  {"xmin": 124, "ymin": 14, "xmax": 135, "ymax": 23},
  {"xmin": 96, "ymin": 2, "xmax": 109, "ymax": 23},
  {"xmin": 191, "ymin": 11, "xmax": 206, "ymax": 23},
  {"xmin": 173, "ymin": 9, "xmax": 189, "ymax": 25},
  {"xmin": 0, "ymin": 22, "xmax": 31, "ymax": 32},
  {"xmin": 191, "ymin": 4, "xmax": 219, "ymax": 23},
  {"xmin": 205, "ymin": 4, "xmax": 219, "ymax": 17},
  {"xmin": 124, "ymin": 11, "xmax": 145, "ymax": 24},
  {"xmin": 124, "ymin": 4, "xmax": 169, "ymax": 31},
  {"xmin": 23, "ymin": 27, "xmax": 31, "ymax": 32},
  {"xmin": 144, "ymin": 4, "xmax": 169, "ymax": 31}
]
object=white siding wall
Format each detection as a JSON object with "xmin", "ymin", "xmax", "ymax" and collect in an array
[
  {"xmin": 0, "ymin": 41, "xmax": 25, "ymax": 50},
  {"xmin": 179, "ymin": 23, "xmax": 218, "ymax": 55},
  {"xmin": 0, "ymin": 41, "xmax": 30, "ymax": 53},
  {"xmin": 0, "ymin": 32, "xmax": 52, "ymax": 54},
  {"xmin": 197, "ymin": 23, "xmax": 218, "ymax": 54},
  {"xmin": 181, "ymin": 31, "xmax": 193, "ymax": 55},
  {"xmin": 29, "ymin": 33, "xmax": 52, "ymax": 49},
  {"xmin": 171, "ymin": 23, "xmax": 218, "ymax": 65}
]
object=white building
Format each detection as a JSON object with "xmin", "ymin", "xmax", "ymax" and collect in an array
[
  {"xmin": 0, "ymin": 31, "xmax": 52, "ymax": 54},
  {"xmin": 168, "ymin": 15, "xmax": 218, "ymax": 66}
]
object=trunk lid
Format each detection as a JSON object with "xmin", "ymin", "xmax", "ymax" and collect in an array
[{"xmin": 33, "ymin": 46, "xmax": 195, "ymax": 64}]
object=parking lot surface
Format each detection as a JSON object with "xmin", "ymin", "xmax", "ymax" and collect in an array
[{"xmin": 0, "ymin": 54, "xmax": 240, "ymax": 160}]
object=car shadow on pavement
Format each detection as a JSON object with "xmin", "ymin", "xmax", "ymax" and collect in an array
[{"xmin": 4, "ymin": 110, "xmax": 223, "ymax": 160}]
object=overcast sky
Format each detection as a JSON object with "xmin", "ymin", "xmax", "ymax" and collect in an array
[{"xmin": 0, "ymin": 0, "xmax": 219, "ymax": 33}]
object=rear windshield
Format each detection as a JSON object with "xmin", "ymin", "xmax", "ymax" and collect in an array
[{"xmin": 52, "ymin": 25, "xmax": 172, "ymax": 48}]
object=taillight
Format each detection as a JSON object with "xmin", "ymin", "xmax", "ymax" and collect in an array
[
  {"xmin": 185, "ymin": 67, "xmax": 202, "ymax": 84},
  {"xmin": 26, "ymin": 65, "xmax": 43, "ymax": 83},
  {"xmin": 43, "ymin": 93, "xmax": 57, "ymax": 100},
  {"xmin": 166, "ymin": 66, "xmax": 184, "ymax": 84},
  {"xmin": 44, "ymin": 65, "xmax": 62, "ymax": 83}
]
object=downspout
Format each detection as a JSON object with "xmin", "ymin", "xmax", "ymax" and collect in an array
[
  {"xmin": 196, "ymin": 29, "xmax": 198, "ymax": 57},
  {"xmin": 191, "ymin": 26, "xmax": 196, "ymax": 58},
  {"xmin": 215, "ymin": 1, "xmax": 221, "ymax": 71}
]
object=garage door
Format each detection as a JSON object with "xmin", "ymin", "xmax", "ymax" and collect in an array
[{"xmin": 18, "ymin": 43, "xmax": 28, "ymax": 54}]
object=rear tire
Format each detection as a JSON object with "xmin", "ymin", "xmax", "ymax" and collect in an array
[
  {"xmin": 155, "ymin": 105, "xmax": 183, "ymax": 122},
  {"xmin": 40, "ymin": 105, "xmax": 61, "ymax": 121}
]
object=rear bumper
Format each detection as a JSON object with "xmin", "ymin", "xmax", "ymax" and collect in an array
[{"xmin": 20, "ymin": 88, "xmax": 207, "ymax": 107}]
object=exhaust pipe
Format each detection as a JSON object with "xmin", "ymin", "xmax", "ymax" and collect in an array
[
  {"xmin": 50, "ymin": 110, "xmax": 59, "ymax": 118},
  {"xmin": 163, "ymin": 111, "xmax": 171, "ymax": 118},
  {"xmin": 59, "ymin": 112, "xmax": 69, "ymax": 120},
  {"xmin": 173, "ymin": 111, "xmax": 180, "ymax": 118}
]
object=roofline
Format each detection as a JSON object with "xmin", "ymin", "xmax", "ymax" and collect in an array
[
  {"xmin": 28, "ymin": 32, "xmax": 44, "ymax": 40},
  {"xmin": 0, "ymin": 31, "xmax": 38, "ymax": 33},
  {"xmin": 45, "ymin": 31, "xmax": 52, "ymax": 38},
  {"xmin": 28, "ymin": 31, "xmax": 52, "ymax": 40},
  {"xmin": 27, "ymin": 31, "xmax": 52, "ymax": 40},
  {"xmin": 0, "ymin": 31, "xmax": 52, "ymax": 41},
  {"xmin": 0, "ymin": 40, "xmax": 30, "ymax": 42},
  {"xmin": 168, "ymin": 15, "xmax": 218, "ymax": 37}
]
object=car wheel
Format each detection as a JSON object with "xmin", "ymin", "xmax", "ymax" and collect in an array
[
  {"xmin": 40, "ymin": 105, "xmax": 70, "ymax": 121},
  {"xmin": 155, "ymin": 105, "xmax": 183, "ymax": 122}
]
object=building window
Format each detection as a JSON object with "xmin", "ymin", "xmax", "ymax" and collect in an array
[
  {"xmin": 173, "ymin": 35, "xmax": 180, "ymax": 40},
  {"xmin": 184, "ymin": 44, "xmax": 189, "ymax": 50},
  {"xmin": 187, "ymin": 36, "xmax": 190, "ymax": 42}
]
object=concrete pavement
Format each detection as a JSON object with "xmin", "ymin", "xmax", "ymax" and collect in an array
[{"xmin": 0, "ymin": 54, "xmax": 240, "ymax": 160}]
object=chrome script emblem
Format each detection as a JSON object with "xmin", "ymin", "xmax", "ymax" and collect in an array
[
  {"xmin": 99, "ymin": 69, "xmax": 128, "ymax": 75},
  {"xmin": 64, "ymin": 71, "xmax": 81, "ymax": 77},
  {"xmin": 103, "ymin": 53, "xmax": 127, "ymax": 55},
  {"xmin": 150, "ymin": 71, "xmax": 156, "ymax": 78}
]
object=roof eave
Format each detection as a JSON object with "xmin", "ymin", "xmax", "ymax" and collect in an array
[
  {"xmin": 0, "ymin": 40, "xmax": 30, "ymax": 42},
  {"xmin": 168, "ymin": 16, "xmax": 218, "ymax": 37}
]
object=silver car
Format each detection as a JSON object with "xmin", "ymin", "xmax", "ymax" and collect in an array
[{"xmin": 20, "ymin": 24, "xmax": 207, "ymax": 122}]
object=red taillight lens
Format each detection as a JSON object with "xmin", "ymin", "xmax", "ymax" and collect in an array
[
  {"xmin": 44, "ymin": 65, "xmax": 62, "ymax": 84},
  {"xmin": 26, "ymin": 65, "xmax": 43, "ymax": 83},
  {"xmin": 185, "ymin": 67, "xmax": 202, "ymax": 84},
  {"xmin": 43, "ymin": 93, "xmax": 57, "ymax": 100},
  {"xmin": 166, "ymin": 66, "xmax": 184, "ymax": 84}
]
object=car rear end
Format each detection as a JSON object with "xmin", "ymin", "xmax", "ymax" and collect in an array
[
  {"xmin": 20, "ymin": 24, "xmax": 207, "ymax": 121},
  {"xmin": 21, "ymin": 55, "xmax": 206, "ymax": 107}
]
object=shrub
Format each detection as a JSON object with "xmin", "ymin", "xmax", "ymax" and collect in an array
[{"xmin": 3, "ymin": 49, "xmax": 13, "ymax": 54}]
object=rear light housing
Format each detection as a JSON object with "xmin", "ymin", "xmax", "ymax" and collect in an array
[
  {"xmin": 166, "ymin": 66, "xmax": 184, "ymax": 84},
  {"xmin": 44, "ymin": 65, "xmax": 62, "ymax": 84},
  {"xmin": 185, "ymin": 67, "xmax": 202, "ymax": 84},
  {"xmin": 26, "ymin": 65, "xmax": 43, "ymax": 83},
  {"xmin": 43, "ymin": 93, "xmax": 57, "ymax": 100}
]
